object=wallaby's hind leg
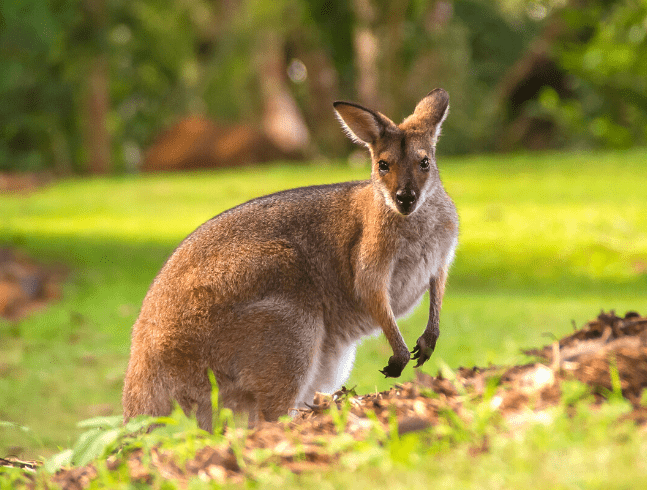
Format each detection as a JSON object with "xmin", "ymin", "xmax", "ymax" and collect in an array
[
  {"xmin": 215, "ymin": 384, "xmax": 258, "ymax": 426},
  {"xmin": 168, "ymin": 365, "xmax": 213, "ymax": 433},
  {"xmin": 123, "ymin": 319, "xmax": 214, "ymax": 432},
  {"xmin": 124, "ymin": 367, "xmax": 212, "ymax": 432},
  {"xmin": 211, "ymin": 295, "xmax": 324, "ymax": 423}
]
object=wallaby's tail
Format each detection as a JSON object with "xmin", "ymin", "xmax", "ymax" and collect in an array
[{"xmin": 122, "ymin": 326, "xmax": 172, "ymax": 424}]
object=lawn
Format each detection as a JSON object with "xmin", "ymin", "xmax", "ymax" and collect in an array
[{"xmin": 1, "ymin": 148, "xmax": 646, "ymax": 461}]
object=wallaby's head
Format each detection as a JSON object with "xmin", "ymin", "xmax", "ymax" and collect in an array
[{"xmin": 334, "ymin": 89, "xmax": 449, "ymax": 216}]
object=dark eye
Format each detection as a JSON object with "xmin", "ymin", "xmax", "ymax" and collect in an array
[
  {"xmin": 378, "ymin": 160, "xmax": 389, "ymax": 173},
  {"xmin": 420, "ymin": 156, "xmax": 430, "ymax": 170}
]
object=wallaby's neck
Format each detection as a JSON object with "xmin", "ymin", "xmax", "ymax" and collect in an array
[
  {"xmin": 352, "ymin": 182, "xmax": 404, "ymax": 265},
  {"xmin": 360, "ymin": 181, "xmax": 401, "ymax": 226}
]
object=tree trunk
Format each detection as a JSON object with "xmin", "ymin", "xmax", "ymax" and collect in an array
[
  {"xmin": 351, "ymin": 0, "xmax": 409, "ymax": 116},
  {"xmin": 382, "ymin": 1, "xmax": 409, "ymax": 118},
  {"xmin": 83, "ymin": 0, "xmax": 110, "ymax": 174},
  {"xmin": 351, "ymin": 0, "xmax": 379, "ymax": 108},
  {"xmin": 256, "ymin": 31, "xmax": 310, "ymax": 155},
  {"xmin": 85, "ymin": 55, "xmax": 110, "ymax": 174}
]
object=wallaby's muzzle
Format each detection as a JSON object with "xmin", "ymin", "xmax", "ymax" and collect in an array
[{"xmin": 395, "ymin": 188, "xmax": 417, "ymax": 215}]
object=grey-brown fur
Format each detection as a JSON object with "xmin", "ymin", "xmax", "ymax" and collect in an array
[{"xmin": 122, "ymin": 88, "xmax": 459, "ymax": 431}]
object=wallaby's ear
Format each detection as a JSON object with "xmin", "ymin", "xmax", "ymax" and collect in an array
[
  {"xmin": 333, "ymin": 101, "xmax": 390, "ymax": 147},
  {"xmin": 406, "ymin": 88, "xmax": 450, "ymax": 145}
]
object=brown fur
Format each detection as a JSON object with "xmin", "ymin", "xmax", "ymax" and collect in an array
[{"xmin": 122, "ymin": 88, "xmax": 459, "ymax": 431}]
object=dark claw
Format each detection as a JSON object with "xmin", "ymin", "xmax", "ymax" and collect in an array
[{"xmin": 411, "ymin": 338, "xmax": 433, "ymax": 368}]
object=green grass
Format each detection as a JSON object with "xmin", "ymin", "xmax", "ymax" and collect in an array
[
  {"xmin": 4, "ymin": 378, "xmax": 645, "ymax": 489},
  {"xmin": 1, "ymin": 149, "xmax": 646, "ymax": 462},
  {"xmin": 295, "ymin": 398, "xmax": 647, "ymax": 490}
]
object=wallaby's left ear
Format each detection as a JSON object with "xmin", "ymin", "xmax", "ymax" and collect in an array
[
  {"xmin": 405, "ymin": 88, "xmax": 450, "ymax": 145},
  {"xmin": 333, "ymin": 101, "xmax": 393, "ymax": 148}
]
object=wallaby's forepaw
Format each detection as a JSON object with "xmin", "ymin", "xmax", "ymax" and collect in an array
[
  {"xmin": 411, "ymin": 337, "xmax": 434, "ymax": 368},
  {"xmin": 379, "ymin": 354, "xmax": 409, "ymax": 378}
]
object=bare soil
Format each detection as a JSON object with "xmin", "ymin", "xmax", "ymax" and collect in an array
[
  {"xmin": 4, "ymin": 310, "xmax": 647, "ymax": 488},
  {"xmin": 0, "ymin": 247, "xmax": 65, "ymax": 322}
]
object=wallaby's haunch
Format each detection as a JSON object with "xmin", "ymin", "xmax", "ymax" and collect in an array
[{"xmin": 122, "ymin": 88, "xmax": 458, "ymax": 431}]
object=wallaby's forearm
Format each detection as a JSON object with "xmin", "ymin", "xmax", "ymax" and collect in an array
[
  {"xmin": 412, "ymin": 267, "xmax": 448, "ymax": 367},
  {"xmin": 354, "ymin": 266, "xmax": 410, "ymax": 378},
  {"xmin": 371, "ymin": 291, "xmax": 410, "ymax": 378}
]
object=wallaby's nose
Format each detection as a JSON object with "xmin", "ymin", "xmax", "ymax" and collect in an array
[{"xmin": 395, "ymin": 189, "xmax": 417, "ymax": 215}]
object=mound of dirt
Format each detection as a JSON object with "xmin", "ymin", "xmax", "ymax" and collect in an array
[
  {"xmin": 525, "ymin": 310, "xmax": 647, "ymax": 421},
  {"xmin": 142, "ymin": 116, "xmax": 302, "ymax": 172},
  {"xmin": 0, "ymin": 173, "xmax": 52, "ymax": 194},
  {"xmin": 0, "ymin": 247, "xmax": 65, "ymax": 321},
  {"xmin": 5, "ymin": 311, "xmax": 647, "ymax": 487}
]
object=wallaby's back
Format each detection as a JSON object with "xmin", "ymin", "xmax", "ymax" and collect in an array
[{"xmin": 123, "ymin": 89, "xmax": 458, "ymax": 431}]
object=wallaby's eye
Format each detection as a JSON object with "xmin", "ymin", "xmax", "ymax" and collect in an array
[
  {"xmin": 378, "ymin": 160, "xmax": 390, "ymax": 173},
  {"xmin": 420, "ymin": 156, "xmax": 430, "ymax": 171}
]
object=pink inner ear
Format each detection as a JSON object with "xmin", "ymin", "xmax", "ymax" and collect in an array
[{"xmin": 335, "ymin": 105, "xmax": 382, "ymax": 146}]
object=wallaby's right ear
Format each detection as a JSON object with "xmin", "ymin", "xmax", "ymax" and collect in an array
[
  {"xmin": 409, "ymin": 88, "xmax": 450, "ymax": 146},
  {"xmin": 333, "ymin": 101, "xmax": 390, "ymax": 148}
]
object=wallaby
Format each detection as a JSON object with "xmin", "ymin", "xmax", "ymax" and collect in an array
[{"xmin": 122, "ymin": 88, "xmax": 459, "ymax": 432}]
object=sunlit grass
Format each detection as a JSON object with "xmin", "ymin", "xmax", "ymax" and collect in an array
[
  {"xmin": 1, "ymin": 163, "xmax": 366, "ymax": 246},
  {"xmin": 1, "ymin": 148, "xmax": 646, "ymax": 458}
]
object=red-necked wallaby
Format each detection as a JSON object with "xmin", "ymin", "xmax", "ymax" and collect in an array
[{"xmin": 122, "ymin": 88, "xmax": 458, "ymax": 431}]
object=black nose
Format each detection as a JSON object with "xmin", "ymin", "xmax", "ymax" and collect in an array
[{"xmin": 395, "ymin": 189, "xmax": 417, "ymax": 214}]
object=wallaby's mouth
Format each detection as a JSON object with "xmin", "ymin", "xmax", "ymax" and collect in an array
[{"xmin": 395, "ymin": 189, "xmax": 417, "ymax": 215}]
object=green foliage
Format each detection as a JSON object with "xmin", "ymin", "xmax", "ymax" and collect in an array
[
  {"xmin": 536, "ymin": 0, "xmax": 647, "ymax": 149},
  {"xmin": 20, "ymin": 375, "xmax": 646, "ymax": 489},
  {"xmin": 4, "ymin": 0, "xmax": 647, "ymax": 173},
  {"xmin": 560, "ymin": 379, "xmax": 594, "ymax": 407},
  {"xmin": 0, "ymin": 466, "xmax": 30, "ymax": 490},
  {"xmin": 101, "ymin": 0, "xmax": 227, "ymax": 172},
  {"xmin": 0, "ymin": 0, "xmax": 78, "ymax": 172},
  {"xmin": 44, "ymin": 415, "xmax": 150, "ymax": 472},
  {"xmin": 42, "ymin": 404, "xmax": 240, "ymax": 479},
  {"xmin": 0, "ymin": 0, "xmax": 223, "ymax": 173}
]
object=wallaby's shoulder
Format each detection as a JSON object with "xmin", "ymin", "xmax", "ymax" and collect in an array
[{"xmin": 168, "ymin": 179, "xmax": 374, "ymax": 269}]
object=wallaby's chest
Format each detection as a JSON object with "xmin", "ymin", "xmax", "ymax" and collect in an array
[
  {"xmin": 387, "ymin": 213, "xmax": 456, "ymax": 318},
  {"xmin": 389, "ymin": 246, "xmax": 438, "ymax": 318}
]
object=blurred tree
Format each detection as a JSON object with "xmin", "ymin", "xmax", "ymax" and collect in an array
[
  {"xmin": 108, "ymin": 0, "xmax": 211, "ymax": 171},
  {"xmin": 554, "ymin": 0, "xmax": 647, "ymax": 148},
  {"xmin": 0, "ymin": 0, "xmax": 214, "ymax": 173},
  {"xmin": 496, "ymin": 0, "xmax": 647, "ymax": 150},
  {"xmin": 351, "ymin": 0, "xmax": 379, "ymax": 109},
  {"xmin": 0, "ymin": 0, "xmax": 77, "ymax": 173},
  {"xmin": 1, "ymin": 0, "xmax": 646, "ymax": 173},
  {"xmin": 83, "ymin": 0, "xmax": 110, "ymax": 174},
  {"xmin": 246, "ymin": 1, "xmax": 311, "ymax": 154}
]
